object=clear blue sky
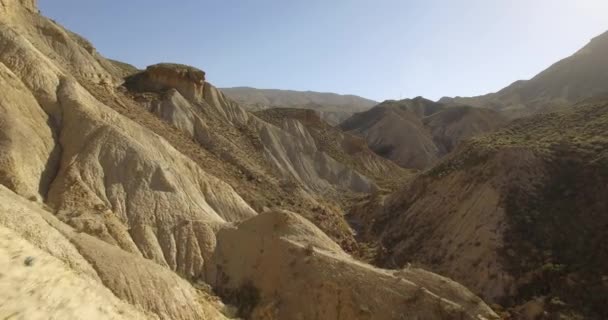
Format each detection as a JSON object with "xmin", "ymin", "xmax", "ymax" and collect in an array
[{"xmin": 39, "ymin": 0, "xmax": 608, "ymax": 102}]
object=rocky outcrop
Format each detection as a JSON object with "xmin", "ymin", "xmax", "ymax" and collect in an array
[
  {"xmin": 0, "ymin": 4, "xmax": 243, "ymax": 318},
  {"xmin": 128, "ymin": 67, "xmax": 377, "ymax": 195},
  {"xmin": 46, "ymin": 78, "xmax": 256, "ymax": 277},
  {"xmin": 125, "ymin": 64, "xmax": 206, "ymax": 102},
  {"xmin": 259, "ymin": 118, "xmax": 375, "ymax": 193}
]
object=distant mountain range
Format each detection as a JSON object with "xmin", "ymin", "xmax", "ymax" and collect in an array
[
  {"xmin": 342, "ymin": 30, "xmax": 608, "ymax": 170},
  {"xmin": 221, "ymin": 87, "xmax": 377, "ymax": 125}
]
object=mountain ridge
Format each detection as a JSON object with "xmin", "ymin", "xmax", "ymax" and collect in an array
[
  {"xmin": 350, "ymin": 99, "xmax": 608, "ymax": 318},
  {"xmin": 221, "ymin": 86, "xmax": 377, "ymax": 125},
  {"xmin": 341, "ymin": 97, "xmax": 506, "ymax": 169},
  {"xmin": 440, "ymin": 29, "xmax": 608, "ymax": 118}
]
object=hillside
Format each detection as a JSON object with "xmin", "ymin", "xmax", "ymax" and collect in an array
[
  {"xmin": 349, "ymin": 99, "xmax": 608, "ymax": 319},
  {"xmin": 221, "ymin": 86, "xmax": 377, "ymax": 125},
  {"xmin": 441, "ymin": 30, "xmax": 608, "ymax": 118},
  {"xmin": 255, "ymin": 108, "xmax": 412, "ymax": 192},
  {"xmin": 0, "ymin": 1, "xmax": 498, "ymax": 319},
  {"xmin": 341, "ymin": 97, "xmax": 506, "ymax": 169}
]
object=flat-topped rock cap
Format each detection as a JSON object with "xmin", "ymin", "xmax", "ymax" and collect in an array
[
  {"xmin": 146, "ymin": 63, "xmax": 206, "ymax": 84},
  {"xmin": 124, "ymin": 63, "xmax": 207, "ymax": 101}
]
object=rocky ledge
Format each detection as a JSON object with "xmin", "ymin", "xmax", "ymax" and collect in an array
[{"xmin": 124, "ymin": 63, "xmax": 206, "ymax": 101}]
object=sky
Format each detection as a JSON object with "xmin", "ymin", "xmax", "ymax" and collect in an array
[{"xmin": 39, "ymin": 0, "xmax": 608, "ymax": 102}]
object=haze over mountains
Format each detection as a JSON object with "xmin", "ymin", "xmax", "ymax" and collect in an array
[
  {"xmin": 440, "ymin": 30, "xmax": 608, "ymax": 118},
  {"xmin": 1, "ymin": 1, "xmax": 608, "ymax": 319},
  {"xmin": 221, "ymin": 87, "xmax": 377, "ymax": 125}
]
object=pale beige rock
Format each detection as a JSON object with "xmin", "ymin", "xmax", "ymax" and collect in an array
[
  {"xmin": 126, "ymin": 64, "xmax": 205, "ymax": 102},
  {"xmin": 133, "ymin": 73, "xmax": 376, "ymax": 195},
  {"xmin": 46, "ymin": 78, "xmax": 256, "ymax": 276},
  {"xmin": 0, "ymin": 185, "xmax": 99, "ymax": 280},
  {"xmin": 0, "ymin": 63, "xmax": 58, "ymax": 200},
  {"xmin": 0, "ymin": 185, "xmax": 229, "ymax": 320},
  {"xmin": 71, "ymin": 232, "xmax": 229, "ymax": 320},
  {"xmin": 0, "ymin": 226, "xmax": 155, "ymax": 320},
  {"xmin": 0, "ymin": 0, "xmax": 37, "ymax": 13},
  {"xmin": 259, "ymin": 118, "xmax": 375, "ymax": 193},
  {"xmin": 208, "ymin": 210, "xmax": 499, "ymax": 320}
]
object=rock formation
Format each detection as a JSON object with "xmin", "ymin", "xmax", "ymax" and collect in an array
[
  {"xmin": 0, "ymin": 1, "xmax": 499, "ymax": 319},
  {"xmin": 256, "ymin": 108, "xmax": 411, "ymax": 191},
  {"xmin": 125, "ymin": 64, "xmax": 206, "ymax": 102},
  {"xmin": 341, "ymin": 97, "xmax": 506, "ymax": 169}
]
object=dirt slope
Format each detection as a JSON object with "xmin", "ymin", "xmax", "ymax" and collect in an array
[
  {"xmin": 441, "ymin": 30, "xmax": 608, "ymax": 118},
  {"xmin": 255, "ymin": 108, "xmax": 412, "ymax": 192},
  {"xmin": 209, "ymin": 210, "xmax": 498, "ymax": 320},
  {"xmin": 350, "ymin": 100, "xmax": 608, "ymax": 319},
  {"xmin": 0, "ymin": 185, "xmax": 229, "ymax": 320},
  {"xmin": 341, "ymin": 97, "xmax": 506, "ymax": 169},
  {"xmin": 120, "ymin": 63, "xmax": 377, "ymax": 249}
]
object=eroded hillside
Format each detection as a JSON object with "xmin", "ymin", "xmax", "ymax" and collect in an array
[
  {"xmin": 350, "ymin": 99, "xmax": 608, "ymax": 319},
  {"xmin": 341, "ymin": 97, "xmax": 506, "ymax": 169},
  {"xmin": 0, "ymin": 1, "xmax": 499, "ymax": 319}
]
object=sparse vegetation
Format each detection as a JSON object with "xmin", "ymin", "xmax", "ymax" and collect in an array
[{"xmin": 500, "ymin": 109, "xmax": 608, "ymax": 318}]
